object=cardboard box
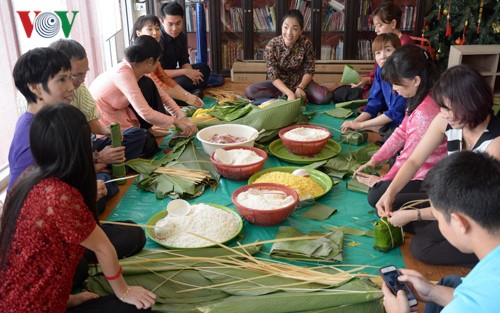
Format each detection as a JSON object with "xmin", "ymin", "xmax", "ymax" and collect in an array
[{"xmin": 231, "ymin": 60, "xmax": 374, "ymax": 83}]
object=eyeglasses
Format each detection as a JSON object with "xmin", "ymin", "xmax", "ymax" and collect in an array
[{"xmin": 70, "ymin": 72, "xmax": 87, "ymax": 81}]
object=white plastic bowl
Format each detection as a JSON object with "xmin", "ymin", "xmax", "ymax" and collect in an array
[{"xmin": 196, "ymin": 124, "xmax": 258, "ymax": 156}]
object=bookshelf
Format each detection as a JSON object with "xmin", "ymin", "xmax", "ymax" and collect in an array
[
  {"xmin": 146, "ymin": 0, "xmax": 212, "ymax": 67},
  {"xmin": 354, "ymin": 0, "xmax": 425, "ymax": 60},
  {"xmin": 448, "ymin": 45, "xmax": 500, "ymax": 97},
  {"xmin": 146, "ymin": 0, "xmax": 427, "ymax": 76}
]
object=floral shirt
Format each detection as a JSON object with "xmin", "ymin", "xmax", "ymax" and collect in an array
[
  {"xmin": 0, "ymin": 178, "xmax": 96, "ymax": 313},
  {"xmin": 265, "ymin": 35, "xmax": 315, "ymax": 89}
]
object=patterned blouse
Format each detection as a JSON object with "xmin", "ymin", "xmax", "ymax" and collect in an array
[
  {"xmin": 0, "ymin": 177, "xmax": 96, "ymax": 313},
  {"xmin": 265, "ymin": 35, "xmax": 315, "ymax": 89},
  {"xmin": 371, "ymin": 95, "xmax": 447, "ymax": 181}
]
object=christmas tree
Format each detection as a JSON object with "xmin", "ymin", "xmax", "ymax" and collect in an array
[{"xmin": 423, "ymin": 0, "xmax": 500, "ymax": 70}]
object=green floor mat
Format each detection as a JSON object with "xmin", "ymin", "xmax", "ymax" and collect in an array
[{"xmin": 107, "ymin": 102, "xmax": 405, "ymax": 275}]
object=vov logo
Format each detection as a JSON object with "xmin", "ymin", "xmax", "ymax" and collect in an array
[{"xmin": 17, "ymin": 11, "xmax": 79, "ymax": 38}]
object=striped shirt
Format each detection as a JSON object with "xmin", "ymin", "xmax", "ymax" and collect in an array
[{"xmin": 445, "ymin": 116, "xmax": 500, "ymax": 155}]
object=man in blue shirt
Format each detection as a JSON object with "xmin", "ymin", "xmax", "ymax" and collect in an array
[
  {"xmin": 382, "ymin": 151, "xmax": 500, "ymax": 313},
  {"xmin": 158, "ymin": 1, "xmax": 211, "ymax": 96}
]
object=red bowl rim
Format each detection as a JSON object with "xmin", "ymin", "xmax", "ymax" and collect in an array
[
  {"xmin": 210, "ymin": 146, "xmax": 268, "ymax": 168},
  {"xmin": 279, "ymin": 125, "xmax": 331, "ymax": 144},
  {"xmin": 231, "ymin": 182, "xmax": 299, "ymax": 212}
]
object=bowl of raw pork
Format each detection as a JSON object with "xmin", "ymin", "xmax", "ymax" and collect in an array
[
  {"xmin": 196, "ymin": 124, "xmax": 259, "ymax": 156},
  {"xmin": 210, "ymin": 146, "xmax": 268, "ymax": 180},
  {"xmin": 231, "ymin": 183, "xmax": 299, "ymax": 226},
  {"xmin": 278, "ymin": 125, "xmax": 331, "ymax": 156}
]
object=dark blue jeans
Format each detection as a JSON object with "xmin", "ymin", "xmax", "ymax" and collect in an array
[
  {"xmin": 173, "ymin": 62, "xmax": 211, "ymax": 91},
  {"xmin": 93, "ymin": 127, "xmax": 147, "ymax": 161},
  {"xmin": 424, "ymin": 275, "xmax": 463, "ymax": 313}
]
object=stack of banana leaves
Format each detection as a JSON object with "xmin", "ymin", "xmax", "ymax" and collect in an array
[
  {"xmin": 270, "ymin": 226, "xmax": 344, "ymax": 262},
  {"xmin": 125, "ymin": 137, "xmax": 219, "ymax": 200},
  {"xmin": 191, "ymin": 97, "xmax": 306, "ymax": 137},
  {"xmin": 86, "ymin": 244, "xmax": 383, "ymax": 313}
]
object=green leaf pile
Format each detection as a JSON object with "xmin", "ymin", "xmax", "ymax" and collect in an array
[{"xmin": 125, "ymin": 137, "xmax": 219, "ymax": 199}]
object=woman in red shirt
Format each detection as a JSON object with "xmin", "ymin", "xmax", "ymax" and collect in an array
[{"xmin": 0, "ymin": 104, "xmax": 156, "ymax": 312}]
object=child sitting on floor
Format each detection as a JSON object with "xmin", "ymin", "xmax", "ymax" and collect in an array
[{"xmin": 341, "ymin": 33, "xmax": 406, "ymax": 143}]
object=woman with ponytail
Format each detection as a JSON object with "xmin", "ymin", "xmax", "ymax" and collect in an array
[{"xmin": 354, "ymin": 45, "xmax": 447, "ymax": 213}]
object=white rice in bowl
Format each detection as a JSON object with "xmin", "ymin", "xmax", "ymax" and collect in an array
[
  {"xmin": 236, "ymin": 188, "xmax": 296, "ymax": 210},
  {"xmin": 154, "ymin": 203, "xmax": 241, "ymax": 248},
  {"xmin": 217, "ymin": 148, "xmax": 263, "ymax": 165},
  {"xmin": 283, "ymin": 127, "xmax": 329, "ymax": 141}
]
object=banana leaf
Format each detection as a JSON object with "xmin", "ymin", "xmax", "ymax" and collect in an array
[
  {"xmin": 340, "ymin": 131, "xmax": 368, "ymax": 145},
  {"xmin": 300, "ymin": 203, "xmax": 337, "ymax": 221},
  {"xmin": 346, "ymin": 176, "xmax": 370, "ymax": 194},
  {"xmin": 322, "ymin": 154, "xmax": 360, "ymax": 179},
  {"xmin": 126, "ymin": 139, "xmax": 219, "ymax": 199},
  {"xmin": 270, "ymin": 226, "xmax": 343, "ymax": 262},
  {"xmin": 351, "ymin": 143, "xmax": 380, "ymax": 164},
  {"xmin": 199, "ymin": 267, "xmax": 338, "ymax": 296},
  {"xmin": 324, "ymin": 107, "xmax": 354, "ymax": 119},
  {"xmin": 194, "ymin": 98, "xmax": 304, "ymax": 132},
  {"xmin": 293, "ymin": 300, "xmax": 383, "ymax": 313},
  {"xmin": 340, "ymin": 64, "xmax": 361, "ymax": 85},
  {"xmin": 125, "ymin": 137, "xmax": 193, "ymax": 175},
  {"xmin": 373, "ymin": 217, "xmax": 404, "ymax": 252},
  {"xmin": 197, "ymin": 277, "xmax": 382, "ymax": 313},
  {"xmin": 322, "ymin": 226, "xmax": 375, "ymax": 238},
  {"xmin": 209, "ymin": 100, "xmax": 254, "ymax": 122},
  {"xmin": 335, "ymin": 99, "xmax": 368, "ymax": 110},
  {"xmin": 86, "ymin": 246, "xmax": 382, "ymax": 313}
]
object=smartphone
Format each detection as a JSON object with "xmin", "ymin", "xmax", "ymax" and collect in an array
[{"xmin": 379, "ymin": 265, "xmax": 418, "ymax": 307}]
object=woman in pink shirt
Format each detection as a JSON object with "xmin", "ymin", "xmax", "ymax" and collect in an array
[
  {"xmin": 89, "ymin": 36, "xmax": 197, "ymax": 140},
  {"xmin": 354, "ymin": 45, "xmax": 446, "ymax": 213}
]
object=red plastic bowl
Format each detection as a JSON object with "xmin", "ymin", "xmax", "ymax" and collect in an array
[
  {"xmin": 231, "ymin": 183, "xmax": 299, "ymax": 226},
  {"xmin": 210, "ymin": 146, "xmax": 268, "ymax": 180},
  {"xmin": 279, "ymin": 125, "xmax": 331, "ymax": 156}
]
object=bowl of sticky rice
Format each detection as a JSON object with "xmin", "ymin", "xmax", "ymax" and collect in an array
[
  {"xmin": 231, "ymin": 183, "xmax": 299, "ymax": 226},
  {"xmin": 197, "ymin": 124, "xmax": 259, "ymax": 155},
  {"xmin": 210, "ymin": 146, "xmax": 268, "ymax": 180},
  {"xmin": 279, "ymin": 125, "xmax": 331, "ymax": 155}
]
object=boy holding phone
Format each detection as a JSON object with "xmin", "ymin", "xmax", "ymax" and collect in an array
[{"xmin": 382, "ymin": 151, "xmax": 500, "ymax": 313}]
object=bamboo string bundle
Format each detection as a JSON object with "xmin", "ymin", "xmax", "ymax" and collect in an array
[
  {"xmin": 204, "ymin": 88, "xmax": 247, "ymax": 103},
  {"xmin": 153, "ymin": 167, "xmax": 211, "ymax": 183},
  {"xmin": 93, "ymin": 221, "xmax": 384, "ymax": 312}
]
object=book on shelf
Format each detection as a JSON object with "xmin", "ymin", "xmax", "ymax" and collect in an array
[
  {"xmin": 320, "ymin": 45, "xmax": 333, "ymax": 60},
  {"xmin": 253, "ymin": 6, "xmax": 276, "ymax": 32},
  {"xmin": 185, "ymin": 4, "xmax": 209, "ymax": 33},
  {"xmin": 328, "ymin": 0, "xmax": 345, "ymax": 11},
  {"xmin": 222, "ymin": 41, "xmax": 243, "ymax": 70},
  {"xmin": 290, "ymin": 0, "xmax": 312, "ymax": 31},
  {"xmin": 400, "ymin": 5, "xmax": 415, "ymax": 31},
  {"xmin": 336, "ymin": 40, "xmax": 344, "ymax": 60},
  {"xmin": 357, "ymin": 39, "xmax": 372, "ymax": 60},
  {"xmin": 222, "ymin": 6, "xmax": 243, "ymax": 32},
  {"xmin": 322, "ymin": 7, "xmax": 345, "ymax": 32}
]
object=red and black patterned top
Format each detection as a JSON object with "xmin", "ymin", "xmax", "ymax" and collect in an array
[
  {"xmin": 265, "ymin": 35, "xmax": 315, "ymax": 89},
  {"xmin": 0, "ymin": 177, "xmax": 96, "ymax": 313}
]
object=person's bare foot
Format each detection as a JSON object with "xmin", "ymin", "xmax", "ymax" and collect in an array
[{"xmin": 67, "ymin": 291, "xmax": 100, "ymax": 308}]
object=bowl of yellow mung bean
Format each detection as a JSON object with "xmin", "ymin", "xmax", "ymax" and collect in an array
[{"xmin": 248, "ymin": 166, "xmax": 333, "ymax": 201}]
